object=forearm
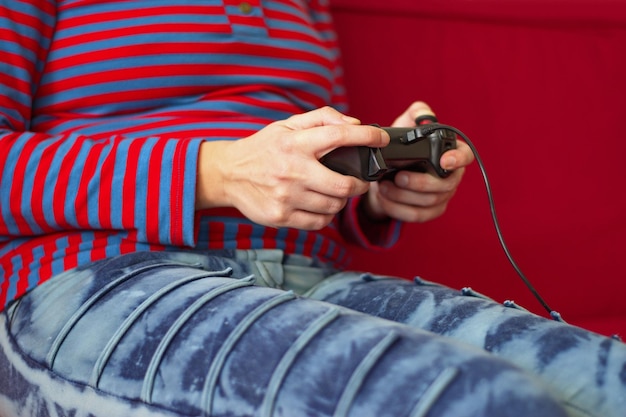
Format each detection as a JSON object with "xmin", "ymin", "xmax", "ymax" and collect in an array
[{"xmin": 0, "ymin": 131, "xmax": 202, "ymax": 247}]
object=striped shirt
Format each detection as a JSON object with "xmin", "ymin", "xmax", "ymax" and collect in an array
[{"xmin": 0, "ymin": 0, "xmax": 401, "ymax": 309}]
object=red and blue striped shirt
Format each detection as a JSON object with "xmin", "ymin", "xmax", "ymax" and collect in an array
[{"xmin": 0, "ymin": 0, "xmax": 401, "ymax": 309}]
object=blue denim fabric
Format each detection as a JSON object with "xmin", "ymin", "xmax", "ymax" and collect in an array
[
  {"xmin": 305, "ymin": 273, "xmax": 626, "ymax": 417},
  {"xmin": 0, "ymin": 251, "xmax": 591, "ymax": 417}
]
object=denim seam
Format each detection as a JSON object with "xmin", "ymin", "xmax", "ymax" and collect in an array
[
  {"xmin": 261, "ymin": 307, "xmax": 341, "ymax": 417},
  {"xmin": 90, "ymin": 268, "xmax": 243, "ymax": 387},
  {"xmin": 333, "ymin": 331, "xmax": 400, "ymax": 417},
  {"xmin": 46, "ymin": 261, "xmax": 207, "ymax": 368},
  {"xmin": 409, "ymin": 366, "xmax": 460, "ymax": 417},
  {"xmin": 140, "ymin": 275, "xmax": 256, "ymax": 403},
  {"xmin": 201, "ymin": 291, "xmax": 298, "ymax": 415}
]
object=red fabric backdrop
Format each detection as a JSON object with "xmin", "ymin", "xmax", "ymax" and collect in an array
[{"xmin": 331, "ymin": 0, "xmax": 626, "ymax": 337}]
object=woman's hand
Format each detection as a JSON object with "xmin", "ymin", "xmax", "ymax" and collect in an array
[
  {"xmin": 361, "ymin": 101, "xmax": 475, "ymax": 223},
  {"xmin": 196, "ymin": 106, "xmax": 388, "ymax": 230}
]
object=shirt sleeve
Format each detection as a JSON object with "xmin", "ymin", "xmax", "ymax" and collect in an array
[
  {"xmin": 0, "ymin": 2, "xmax": 201, "ymax": 249},
  {"xmin": 338, "ymin": 196, "xmax": 403, "ymax": 250}
]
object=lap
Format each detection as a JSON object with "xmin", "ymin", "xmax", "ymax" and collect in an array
[
  {"xmin": 307, "ymin": 272, "xmax": 626, "ymax": 417},
  {"xmin": 0, "ymin": 251, "xmax": 598, "ymax": 417}
]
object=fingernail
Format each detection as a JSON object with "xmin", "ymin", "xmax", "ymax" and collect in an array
[{"xmin": 396, "ymin": 173, "xmax": 409, "ymax": 187}]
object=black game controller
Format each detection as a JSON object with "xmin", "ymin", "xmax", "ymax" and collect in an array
[
  {"xmin": 320, "ymin": 115, "xmax": 457, "ymax": 181},
  {"xmin": 323, "ymin": 115, "xmax": 561, "ymax": 317}
]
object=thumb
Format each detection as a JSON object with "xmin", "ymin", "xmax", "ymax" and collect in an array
[{"xmin": 391, "ymin": 101, "xmax": 434, "ymax": 127}]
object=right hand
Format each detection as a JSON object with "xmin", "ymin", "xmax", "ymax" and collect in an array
[{"xmin": 195, "ymin": 106, "xmax": 389, "ymax": 230}]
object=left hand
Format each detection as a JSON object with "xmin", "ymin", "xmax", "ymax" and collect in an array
[{"xmin": 361, "ymin": 101, "xmax": 475, "ymax": 223}]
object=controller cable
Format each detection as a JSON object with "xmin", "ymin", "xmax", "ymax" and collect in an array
[{"xmin": 417, "ymin": 122, "xmax": 562, "ymax": 321}]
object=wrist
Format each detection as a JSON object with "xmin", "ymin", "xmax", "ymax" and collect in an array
[
  {"xmin": 358, "ymin": 193, "xmax": 390, "ymax": 224},
  {"xmin": 195, "ymin": 141, "xmax": 231, "ymax": 210}
]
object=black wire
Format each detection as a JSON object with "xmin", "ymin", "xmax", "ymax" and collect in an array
[{"xmin": 424, "ymin": 123, "xmax": 557, "ymax": 316}]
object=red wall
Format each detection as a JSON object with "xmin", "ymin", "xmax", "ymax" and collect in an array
[{"xmin": 331, "ymin": 0, "xmax": 626, "ymax": 337}]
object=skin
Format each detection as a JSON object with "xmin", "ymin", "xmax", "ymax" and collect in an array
[
  {"xmin": 363, "ymin": 101, "xmax": 474, "ymax": 223},
  {"xmin": 195, "ymin": 101, "xmax": 475, "ymax": 230}
]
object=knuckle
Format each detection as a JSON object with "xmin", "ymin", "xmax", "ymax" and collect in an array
[
  {"xmin": 406, "ymin": 210, "xmax": 426, "ymax": 224},
  {"xmin": 267, "ymin": 208, "xmax": 290, "ymax": 227},
  {"xmin": 309, "ymin": 214, "xmax": 333, "ymax": 230},
  {"xmin": 444, "ymin": 182, "xmax": 457, "ymax": 193},
  {"xmin": 320, "ymin": 105, "xmax": 336, "ymax": 116},
  {"xmin": 326, "ymin": 197, "xmax": 347, "ymax": 214},
  {"xmin": 272, "ymin": 186, "xmax": 292, "ymax": 205},
  {"xmin": 331, "ymin": 177, "xmax": 361, "ymax": 197},
  {"xmin": 421, "ymin": 194, "xmax": 440, "ymax": 208},
  {"xmin": 325, "ymin": 124, "xmax": 349, "ymax": 143},
  {"xmin": 264, "ymin": 196, "xmax": 292, "ymax": 225},
  {"xmin": 409, "ymin": 211, "xmax": 430, "ymax": 224},
  {"xmin": 276, "ymin": 136, "xmax": 297, "ymax": 155},
  {"xmin": 368, "ymin": 125, "xmax": 386, "ymax": 145}
]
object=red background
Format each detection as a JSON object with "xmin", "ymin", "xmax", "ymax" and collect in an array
[{"xmin": 331, "ymin": 0, "xmax": 626, "ymax": 337}]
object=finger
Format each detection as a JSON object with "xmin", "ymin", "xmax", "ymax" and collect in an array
[
  {"xmin": 376, "ymin": 193, "xmax": 449, "ymax": 223},
  {"xmin": 299, "ymin": 124, "xmax": 389, "ymax": 158},
  {"xmin": 391, "ymin": 101, "xmax": 434, "ymax": 127},
  {"xmin": 379, "ymin": 179, "xmax": 456, "ymax": 209},
  {"xmin": 304, "ymin": 160, "xmax": 370, "ymax": 198},
  {"xmin": 269, "ymin": 171, "xmax": 356, "ymax": 215},
  {"xmin": 282, "ymin": 106, "xmax": 361, "ymax": 130},
  {"xmin": 391, "ymin": 169, "xmax": 464, "ymax": 195},
  {"xmin": 296, "ymin": 193, "xmax": 350, "ymax": 216},
  {"xmin": 273, "ymin": 209, "xmax": 337, "ymax": 231},
  {"xmin": 242, "ymin": 189, "xmax": 343, "ymax": 230},
  {"xmin": 440, "ymin": 140, "xmax": 475, "ymax": 171}
]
